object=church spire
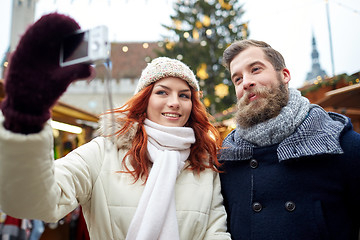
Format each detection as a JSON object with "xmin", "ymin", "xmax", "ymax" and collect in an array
[{"xmin": 305, "ymin": 33, "xmax": 327, "ymax": 83}]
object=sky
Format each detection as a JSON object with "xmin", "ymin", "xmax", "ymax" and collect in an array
[{"xmin": 1, "ymin": 0, "xmax": 360, "ymax": 89}]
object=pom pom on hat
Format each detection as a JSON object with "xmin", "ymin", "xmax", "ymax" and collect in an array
[{"xmin": 134, "ymin": 57, "xmax": 200, "ymax": 94}]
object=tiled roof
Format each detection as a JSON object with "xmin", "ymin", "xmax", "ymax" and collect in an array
[{"xmin": 110, "ymin": 42, "xmax": 162, "ymax": 80}]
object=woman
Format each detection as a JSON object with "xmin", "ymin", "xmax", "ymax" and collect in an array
[{"xmin": 0, "ymin": 13, "xmax": 230, "ymax": 239}]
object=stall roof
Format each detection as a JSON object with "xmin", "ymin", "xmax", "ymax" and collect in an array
[
  {"xmin": 52, "ymin": 101, "xmax": 99, "ymax": 127},
  {"xmin": 316, "ymin": 83, "xmax": 360, "ymax": 109}
]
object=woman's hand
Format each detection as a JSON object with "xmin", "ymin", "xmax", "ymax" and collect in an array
[{"xmin": 1, "ymin": 13, "xmax": 92, "ymax": 133}]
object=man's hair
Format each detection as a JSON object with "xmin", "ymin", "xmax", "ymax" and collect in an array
[{"xmin": 223, "ymin": 39, "xmax": 286, "ymax": 71}]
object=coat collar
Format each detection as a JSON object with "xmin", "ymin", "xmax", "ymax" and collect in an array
[{"xmin": 97, "ymin": 112, "xmax": 138, "ymax": 150}]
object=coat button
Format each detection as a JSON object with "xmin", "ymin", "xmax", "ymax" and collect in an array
[
  {"xmin": 250, "ymin": 159, "xmax": 258, "ymax": 168},
  {"xmin": 252, "ymin": 202, "xmax": 262, "ymax": 212},
  {"xmin": 285, "ymin": 201, "xmax": 296, "ymax": 212}
]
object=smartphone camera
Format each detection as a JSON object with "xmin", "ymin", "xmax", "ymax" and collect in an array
[{"xmin": 60, "ymin": 25, "xmax": 110, "ymax": 67}]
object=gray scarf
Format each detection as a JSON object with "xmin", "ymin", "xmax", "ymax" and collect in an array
[{"xmin": 237, "ymin": 88, "xmax": 310, "ymax": 146}]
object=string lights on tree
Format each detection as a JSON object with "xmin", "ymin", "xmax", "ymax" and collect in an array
[{"xmin": 157, "ymin": 0, "xmax": 249, "ymax": 114}]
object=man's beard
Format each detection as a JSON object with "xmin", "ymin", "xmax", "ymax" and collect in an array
[{"xmin": 235, "ymin": 80, "xmax": 289, "ymax": 128}]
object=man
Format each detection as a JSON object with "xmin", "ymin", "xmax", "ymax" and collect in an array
[{"xmin": 219, "ymin": 39, "xmax": 360, "ymax": 240}]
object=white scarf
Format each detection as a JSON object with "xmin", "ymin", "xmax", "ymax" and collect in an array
[{"xmin": 126, "ymin": 119, "xmax": 196, "ymax": 240}]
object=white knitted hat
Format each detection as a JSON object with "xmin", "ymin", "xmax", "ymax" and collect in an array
[{"xmin": 134, "ymin": 57, "xmax": 200, "ymax": 94}]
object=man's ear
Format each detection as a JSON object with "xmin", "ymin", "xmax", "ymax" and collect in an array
[{"xmin": 281, "ymin": 68, "xmax": 291, "ymax": 85}]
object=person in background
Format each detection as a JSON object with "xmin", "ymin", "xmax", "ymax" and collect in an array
[
  {"xmin": 219, "ymin": 39, "xmax": 360, "ymax": 240},
  {"xmin": 0, "ymin": 13, "xmax": 231, "ymax": 240}
]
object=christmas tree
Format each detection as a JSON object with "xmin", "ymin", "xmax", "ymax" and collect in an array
[{"xmin": 157, "ymin": 0, "xmax": 248, "ymax": 114}]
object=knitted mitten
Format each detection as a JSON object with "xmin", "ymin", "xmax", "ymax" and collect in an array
[{"xmin": 1, "ymin": 13, "xmax": 92, "ymax": 134}]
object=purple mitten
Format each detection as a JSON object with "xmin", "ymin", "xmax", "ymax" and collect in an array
[{"xmin": 1, "ymin": 13, "xmax": 92, "ymax": 134}]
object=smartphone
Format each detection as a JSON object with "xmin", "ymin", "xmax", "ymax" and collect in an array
[{"xmin": 60, "ymin": 25, "xmax": 110, "ymax": 67}]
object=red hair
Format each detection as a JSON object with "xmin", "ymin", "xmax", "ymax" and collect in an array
[{"xmin": 104, "ymin": 84, "xmax": 222, "ymax": 183}]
